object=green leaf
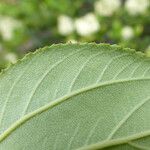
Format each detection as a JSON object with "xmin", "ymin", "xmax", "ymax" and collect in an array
[{"xmin": 0, "ymin": 43, "xmax": 150, "ymax": 150}]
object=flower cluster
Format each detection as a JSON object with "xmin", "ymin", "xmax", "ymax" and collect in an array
[
  {"xmin": 0, "ymin": 0, "xmax": 149, "ymax": 70},
  {"xmin": 94, "ymin": 0, "xmax": 121, "ymax": 16},
  {"xmin": 0, "ymin": 16, "xmax": 21, "ymax": 41},
  {"xmin": 125, "ymin": 0, "xmax": 149, "ymax": 15},
  {"xmin": 58, "ymin": 13, "xmax": 100, "ymax": 37},
  {"xmin": 57, "ymin": 0, "xmax": 149, "ymax": 42}
]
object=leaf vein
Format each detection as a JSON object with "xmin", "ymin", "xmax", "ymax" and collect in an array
[
  {"xmin": 67, "ymin": 51, "xmax": 105, "ymax": 93},
  {"xmin": 0, "ymin": 60, "xmax": 33, "ymax": 130},
  {"xmin": 96, "ymin": 53, "xmax": 129, "ymax": 83},
  {"xmin": 22, "ymin": 47, "xmax": 86, "ymax": 115},
  {"xmin": 106, "ymin": 96, "xmax": 150, "ymax": 140},
  {"xmin": 128, "ymin": 142, "xmax": 150, "ymax": 150}
]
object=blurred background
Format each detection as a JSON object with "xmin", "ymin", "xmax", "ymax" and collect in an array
[{"xmin": 0, "ymin": 0, "xmax": 149, "ymax": 70}]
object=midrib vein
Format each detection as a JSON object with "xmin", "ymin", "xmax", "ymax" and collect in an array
[{"xmin": 0, "ymin": 78, "xmax": 150, "ymax": 143}]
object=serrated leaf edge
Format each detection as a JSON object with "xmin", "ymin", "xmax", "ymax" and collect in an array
[{"xmin": 0, "ymin": 43, "xmax": 147, "ymax": 78}]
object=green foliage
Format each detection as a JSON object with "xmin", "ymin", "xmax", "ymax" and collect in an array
[
  {"xmin": 0, "ymin": 0, "xmax": 149, "ymax": 70},
  {"xmin": 1, "ymin": 43, "xmax": 150, "ymax": 149}
]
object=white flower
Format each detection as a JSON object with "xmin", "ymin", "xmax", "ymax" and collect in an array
[
  {"xmin": 125, "ymin": 0, "xmax": 149, "ymax": 15},
  {"xmin": 57, "ymin": 15, "xmax": 74, "ymax": 36},
  {"xmin": 121, "ymin": 26, "xmax": 134, "ymax": 40},
  {"xmin": 5, "ymin": 53, "xmax": 17, "ymax": 63},
  {"xmin": 0, "ymin": 16, "xmax": 21, "ymax": 41},
  {"xmin": 75, "ymin": 13, "xmax": 100, "ymax": 37},
  {"xmin": 94, "ymin": 0, "xmax": 121, "ymax": 16}
]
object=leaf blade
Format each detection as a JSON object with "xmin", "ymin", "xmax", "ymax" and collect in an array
[{"xmin": 1, "ymin": 43, "xmax": 150, "ymax": 149}]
